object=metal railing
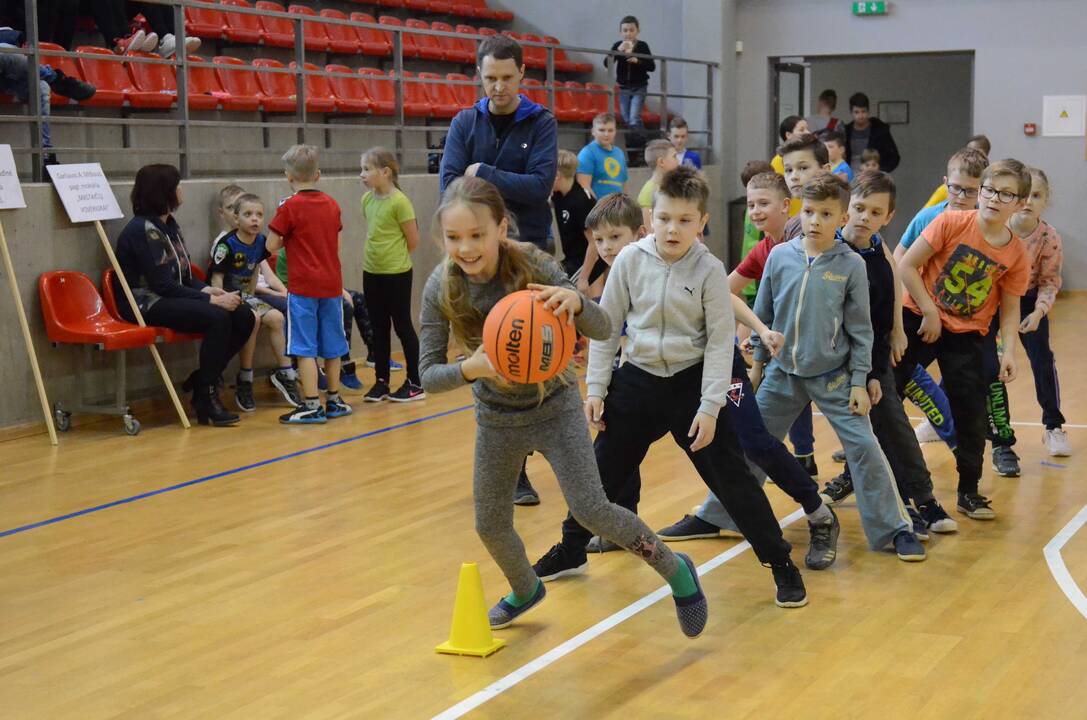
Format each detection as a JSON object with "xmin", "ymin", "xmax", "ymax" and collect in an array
[{"xmin": 1, "ymin": 0, "xmax": 718, "ymax": 180}]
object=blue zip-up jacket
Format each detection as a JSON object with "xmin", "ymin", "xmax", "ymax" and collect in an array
[
  {"xmin": 749, "ymin": 236, "xmax": 873, "ymax": 388},
  {"xmin": 439, "ymin": 94, "xmax": 558, "ymax": 244}
]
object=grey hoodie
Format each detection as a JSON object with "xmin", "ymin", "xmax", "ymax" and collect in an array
[
  {"xmin": 586, "ymin": 236, "xmax": 734, "ymax": 418},
  {"xmin": 749, "ymin": 236, "xmax": 873, "ymax": 387}
]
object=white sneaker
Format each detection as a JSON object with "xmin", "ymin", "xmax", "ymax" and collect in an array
[
  {"xmin": 1044, "ymin": 428, "xmax": 1072, "ymax": 457},
  {"xmin": 915, "ymin": 420, "xmax": 940, "ymax": 443},
  {"xmin": 157, "ymin": 33, "xmax": 176, "ymax": 58},
  {"xmin": 184, "ymin": 36, "xmax": 202, "ymax": 54},
  {"xmin": 141, "ymin": 31, "xmax": 159, "ymax": 54}
]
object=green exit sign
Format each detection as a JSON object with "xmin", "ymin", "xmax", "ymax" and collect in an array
[{"xmin": 853, "ymin": 1, "xmax": 887, "ymax": 15}]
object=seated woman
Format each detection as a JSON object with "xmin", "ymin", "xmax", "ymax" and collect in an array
[{"xmin": 113, "ymin": 164, "xmax": 255, "ymax": 427}]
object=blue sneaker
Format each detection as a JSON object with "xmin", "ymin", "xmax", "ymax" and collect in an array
[
  {"xmin": 317, "ymin": 369, "xmax": 328, "ymax": 391},
  {"xmin": 488, "ymin": 580, "xmax": 546, "ymax": 630},
  {"xmin": 340, "ymin": 363, "xmax": 363, "ymax": 390},
  {"xmin": 279, "ymin": 404, "xmax": 327, "ymax": 424},
  {"xmin": 326, "ymin": 396, "xmax": 353, "ymax": 418},
  {"xmin": 366, "ymin": 358, "xmax": 404, "ymax": 372}
]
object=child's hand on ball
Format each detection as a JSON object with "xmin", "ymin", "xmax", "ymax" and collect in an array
[
  {"xmin": 461, "ymin": 344, "xmax": 497, "ymax": 381},
  {"xmin": 528, "ymin": 283, "xmax": 582, "ymax": 324}
]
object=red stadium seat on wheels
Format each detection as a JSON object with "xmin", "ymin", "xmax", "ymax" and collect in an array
[
  {"xmin": 185, "ymin": 4, "xmax": 226, "ymax": 40},
  {"xmin": 445, "ymin": 72, "xmax": 477, "ymax": 109},
  {"xmin": 287, "ymin": 5, "xmax": 333, "ymax": 53},
  {"xmin": 101, "ymin": 268, "xmax": 202, "ymax": 344},
  {"xmin": 221, "ymin": 0, "xmax": 264, "ymax": 44},
  {"xmin": 378, "ymin": 16, "xmax": 420, "ymax": 59},
  {"xmin": 318, "ymin": 9, "xmax": 363, "ymax": 55},
  {"xmin": 215, "ymin": 56, "xmax": 292, "ymax": 112},
  {"xmin": 359, "ymin": 67, "xmax": 394, "ymax": 115},
  {"xmin": 350, "ymin": 12, "xmax": 392, "ymax": 57},
  {"xmin": 395, "ymin": 71, "xmax": 433, "ymax": 117},
  {"xmin": 433, "ymin": 22, "xmax": 474, "ymax": 64},
  {"xmin": 77, "ymin": 46, "xmax": 174, "ymax": 108},
  {"xmin": 188, "ymin": 54, "xmax": 259, "ymax": 110},
  {"xmin": 405, "ymin": 19, "xmax": 447, "ymax": 62},
  {"xmin": 254, "ymin": 1, "xmax": 294, "ymax": 48},
  {"xmin": 418, "ymin": 71, "xmax": 459, "ymax": 118},
  {"xmin": 325, "ymin": 64, "xmax": 371, "ymax": 113},
  {"xmin": 250, "ymin": 58, "xmax": 302, "ymax": 112},
  {"xmin": 289, "ymin": 62, "xmax": 337, "ymax": 112}
]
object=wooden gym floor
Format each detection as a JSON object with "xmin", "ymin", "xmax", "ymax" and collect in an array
[{"xmin": 2, "ymin": 297, "xmax": 1087, "ymax": 720}]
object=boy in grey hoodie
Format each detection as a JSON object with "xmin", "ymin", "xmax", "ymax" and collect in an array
[
  {"xmin": 579, "ymin": 167, "xmax": 808, "ymax": 607},
  {"xmin": 696, "ymin": 173, "xmax": 921, "ymax": 560}
]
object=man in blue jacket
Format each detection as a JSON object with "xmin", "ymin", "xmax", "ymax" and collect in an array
[{"xmin": 439, "ymin": 34, "xmax": 558, "ymax": 252}]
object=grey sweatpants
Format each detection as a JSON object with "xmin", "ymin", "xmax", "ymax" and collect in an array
[
  {"xmin": 474, "ymin": 386, "xmax": 680, "ymax": 597},
  {"xmin": 696, "ymin": 363, "xmax": 910, "ymax": 550}
]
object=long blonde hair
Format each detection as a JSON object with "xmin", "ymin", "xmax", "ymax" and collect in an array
[{"xmin": 435, "ymin": 177, "xmax": 541, "ymax": 353}]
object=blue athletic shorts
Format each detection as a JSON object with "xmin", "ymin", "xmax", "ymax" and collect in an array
[{"xmin": 286, "ymin": 294, "xmax": 349, "ymax": 359}]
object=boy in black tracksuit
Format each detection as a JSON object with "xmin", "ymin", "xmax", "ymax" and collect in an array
[
  {"xmin": 605, "ymin": 15, "xmax": 655, "ymax": 130},
  {"xmin": 827, "ymin": 172, "xmax": 958, "ymax": 534}
]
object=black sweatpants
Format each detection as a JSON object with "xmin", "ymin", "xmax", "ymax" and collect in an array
[
  {"xmin": 141, "ymin": 297, "xmax": 255, "ymax": 389},
  {"xmin": 363, "ymin": 269, "xmax": 420, "ymax": 385},
  {"xmin": 563, "ymin": 361, "xmax": 793, "ymax": 566},
  {"xmin": 893, "ymin": 310, "xmax": 986, "ymax": 495}
]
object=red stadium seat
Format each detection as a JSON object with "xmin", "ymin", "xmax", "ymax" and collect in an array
[
  {"xmin": 318, "ymin": 9, "xmax": 363, "ymax": 55},
  {"xmin": 561, "ymin": 81, "xmax": 595, "ymax": 122},
  {"xmin": 185, "ymin": 4, "xmax": 226, "ymax": 40},
  {"xmin": 325, "ymin": 63, "xmax": 371, "ymax": 113},
  {"xmin": 378, "ymin": 16, "xmax": 420, "ymax": 59},
  {"xmin": 418, "ymin": 71, "xmax": 458, "ymax": 118},
  {"xmin": 359, "ymin": 67, "xmax": 394, "ymax": 115},
  {"xmin": 476, "ymin": 27, "xmax": 497, "ymax": 38},
  {"xmin": 289, "ymin": 61, "xmax": 337, "ymax": 112},
  {"xmin": 38, "ymin": 42, "xmax": 93, "ymax": 106},
  {"xmin": 519, "ymin": 33, "xmax": 549, "ymax": 69},
  {"xmin": 434, "ymin": 22, "xmax": 475, "ymax": 64},
  {"xmin": 215, "ymin": 56, "xmax": 293, "ymax": 112},
  {"xmin": 406, "ymin": 0, "xmax": 450, "ymax": 14},
  {"xmin": 187, "ymin": 54, "xmax": 259, "ymax": 110},
  {"xmin": 449, "ymin": 1, "xmax": 477, "ymax": 18},
  {"xmin": 349, "ymin": 12, "xmax": 392, "ymax": 57},
  {"xmin": 250, "ymin": 58, "xmax": 302, "ymax": 112},
  {"xmin": 555, "ymin": 81, "xmax": 587, "ymax": 122},
  {"xmin": 584, "ymin": 81, "xmax": 611, "ymax": 118},
  {"xmin": 445, "ymin": 72, "xmax": 476, "ymax": 109},
  {"xmin": 221, "ymin": 0, "xmax": 264, "ymax": 44},
  {"xmin": 405, "ymin": 19, "xmax": 446, "ymax": 61},
  {"xmin": 254, "ymin": 1, "xmax": 294, "ymax": 48},
  {"xmin": 287, "ymin": 5, "xmax": 334, "ymax": 53},
  {"xmin": 370, "ymin": 0, "xmax": 406, "ymax": 7},
  {"xmin": 520, "ymin": 77, "xmax": 548, "ymax": 107},
  {"xmin": 542, "ymin": 35, "xmax": 592, "ymax": 73},
  {"xmin": 101, "ymin": 269, "xmax": 202, "ymax": 344},
  {"xmin": 39, "ymin": 272, "xmax": 158, "ymax": 351},
  {"xmin": 77, "ymin": 47, "xmax": 174, "ymax": 108},
  {"xmin": 395, "ymin": 71, "xmax": 433, "ymax": 117},
  {"xmin": 126, "ymin": 51, "xmax": 177, "ymax": 103},
  {"xmin": 642, "ymin": 105, "xmax": 662, "ymax": 126},
  {"xmin": 466, "ymin": 0, "xmax": 512, "ymax": 21}
]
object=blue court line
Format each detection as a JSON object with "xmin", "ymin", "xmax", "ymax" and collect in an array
[
  {"xmin": 1041, "ymin": 461, "xmax": 1067, "ymax": 469},
  {"xmin": 0, "ymin": 404, "xmax": 472, "ymax": 540}
]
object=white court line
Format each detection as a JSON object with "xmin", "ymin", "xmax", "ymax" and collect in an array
[
  {"xmin": 1044, "ymin": 503, "xmax": 1087, "ymax": 621},
  {"xmin": 431, "ymin": 509, "xmax": 805, "ymax": 720}
]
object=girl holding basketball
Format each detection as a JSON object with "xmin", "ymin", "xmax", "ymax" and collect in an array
[{"xmin": 419, "ymin": 177, "xmax": 709, "ymax": 638}]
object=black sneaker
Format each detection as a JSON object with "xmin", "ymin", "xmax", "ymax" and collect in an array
[
  {"xmin": 49, "ymin": 68, "xmax": 96, "ymax": 101},
  {"xmin": 820, "ymin": 472, "xmax": 854, "ymax": 505},
  {"xmin": 804, "ymin": 507, "xmax": 839, "ymax": 570},
  {"xmin": 796, "ymin": 454, "xmax": 818, "ymax": 477},
  {"xmin": 279, "ymin": 403, "xmax": 327, "ymax": 425},
  {"xmin": 657, "ymin": 514, "xmax": 727, "ymax": 541},
  {"xmin": 768, "ymin": 560, "xmax": 808, "ymax": 608},
  {"xmin": 957, "ymin": 491, "xmax": 996, "ymax": 520},
  {"xmin": 325, "ymin": 396, "xmax": 353, "ymax": 418},
  {"xmin": 533, "ymin": 543, "xmax": 588, "ymax": 582},
  {"xmin": 514, "ymin": 470, "xmax": 539, "ymax": 506},
  {"xmin": 364, "ymin": 380, "xmax": 390, "ymax": 403},
  {"xmin": 893, "ymin": 531, "xmax": 927, "ymax": 562},
  {"xmin": 270, "ymin": 370, "xmax": 302, "ymax": 407},
  {"xmin": 992, "ymin": 446, "xmax": 1021, "ymax": 477},
  {"xmin": 234, "ymin": 379, "xmax": 255, "ymax": 412},
  {"xmin": 908, "ymin": 506, "xmax": 930, "ymax": 541},
  {"xmin": 831, "ymin": 448, "xmax": 847, "ymax": 463},
  {"xmin": 388, "ymin": 381, "xmax": 426, "ymax": 403},
  {"xmin": 918, "ymin": 499, "xmax": 958, "ymax": 533}
]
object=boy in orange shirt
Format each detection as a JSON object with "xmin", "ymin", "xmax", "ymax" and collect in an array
[{"xmin": 895, "ymin": 159, "xmax": 1032, "ymax": 520}]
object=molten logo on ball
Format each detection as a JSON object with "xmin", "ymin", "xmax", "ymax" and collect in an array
[{"xmin": 505, "ymin": 317, "xmax": 525, "ymax": 379}]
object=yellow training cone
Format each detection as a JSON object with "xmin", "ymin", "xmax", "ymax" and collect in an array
[{"xmin": 436, "ymin": 562, "xmax": 506, "ymax": 657}]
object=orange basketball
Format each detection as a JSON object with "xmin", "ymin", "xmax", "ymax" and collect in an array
[{"xmin": 483, "ymin": 289, "xmax": 576, "ymax": 384}]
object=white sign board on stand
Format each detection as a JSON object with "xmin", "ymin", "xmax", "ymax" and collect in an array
[
  {"xmin": 1042, "ymin": 95, "xmax": 1086, "ymax": 137},
  {"xmin": 0, "ymin": 145, "xmax": 26, "ymax": 210},
  {"xmin": 45, "ymin": 163, "xmax": 123, "ymax": 222}
]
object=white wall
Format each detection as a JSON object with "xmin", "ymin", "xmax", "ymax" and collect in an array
[{"xmin": 735, "ymin": 0, "xmax": 1087, "ymax": 287}]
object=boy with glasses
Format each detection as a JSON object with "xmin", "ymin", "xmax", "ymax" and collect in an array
[{"xmin": 894, "ymin": 160, "xmax": 1032, "ymax": 520}]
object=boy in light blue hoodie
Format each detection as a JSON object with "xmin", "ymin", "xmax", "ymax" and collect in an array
[{"xmin": 701, "ymin": 173, "xmax": 923, "ymax": 561}]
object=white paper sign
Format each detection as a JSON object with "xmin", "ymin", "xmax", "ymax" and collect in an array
[
  {"xmin": 0, "ymin": 145, "xmax": 26, "ymax": 210},
  {"xmin": 1042, "ymin": 95, "xmax": 1086, "ymax": 137},
  {"xmin": 46, "ymin": 163, "xmax": 124, "ymax": 222}
]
